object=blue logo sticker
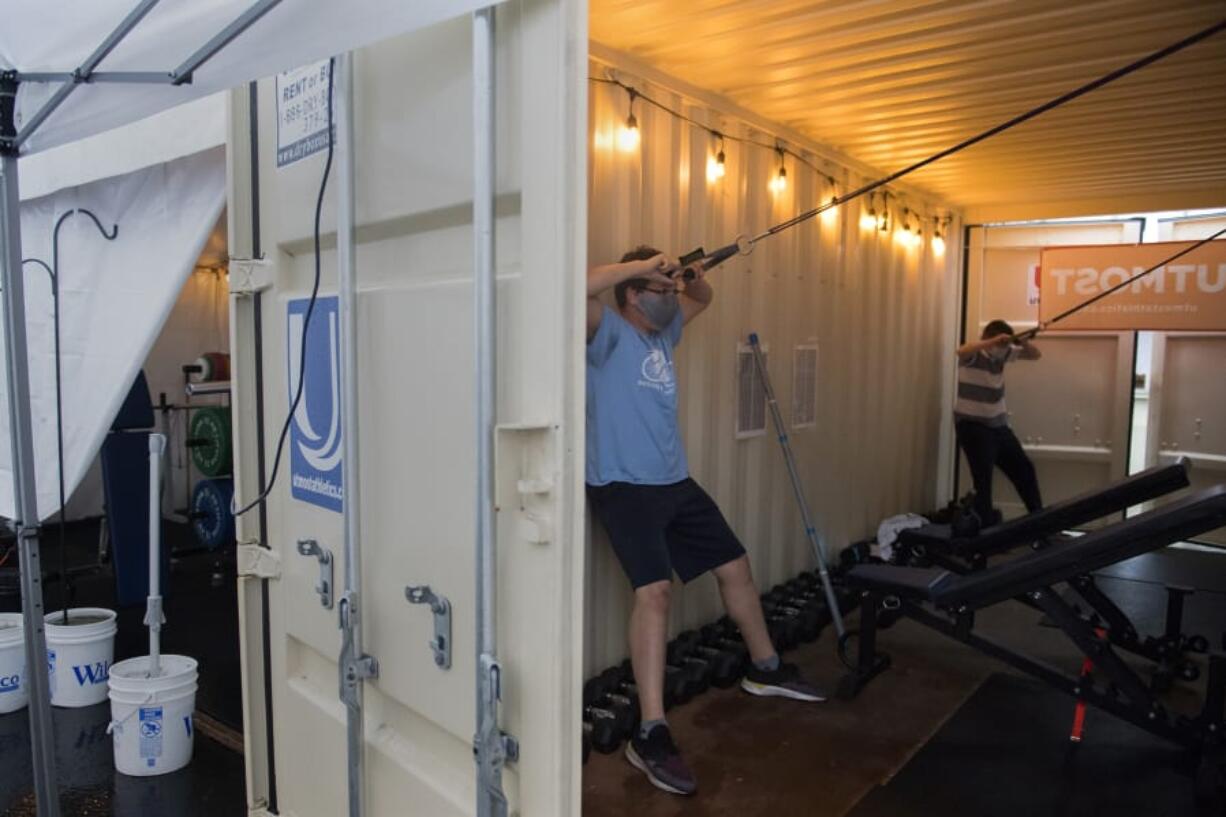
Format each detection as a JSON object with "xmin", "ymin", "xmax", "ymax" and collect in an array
[
  {"xmin": 0, "ymin": 674, "xmax": 19, "ymax": 693},
  {"xmin": 288, "ymin": 295, "xmax": 343, "ymax": 513},
  {"xmin": 139, "ymin": 706, "xmax": 164, "ymax": 764}
]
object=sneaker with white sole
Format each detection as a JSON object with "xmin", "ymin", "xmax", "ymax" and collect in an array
[
  {"xmin": 625, "ymin": 724, "xmax": 697, "ymax": 796},
  {"xmin": 741, "ymin": 661, "xmax": 827, "ymax": 702}
]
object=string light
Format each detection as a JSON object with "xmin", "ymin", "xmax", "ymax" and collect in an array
[
  {"xmin": 591, "ymin": 76, "xmax": 921, "ymax": 231},
  {"xmin": 706, "ymin": 132, "xmax": 726, "ymax": 183},
  {"xmin": 931, "ymin": 215, "xmax": 948, "ymax": 256},
  {"xmin": 616, "ymin": 87, "xmax": 640, "ymax": 153},
  {"xmin": 768, "ymin": 147, "xmax": 787, "ymax": 194},
  {"xmin": 859, "ymin": 192, "xmax": 878, "ymax": 231},
  {"xmin": 821, "ymin": 194, "xmax": 839, "ymax": 226},
  {"xmin": 894, "ymin": 207, "xmax": 923, "ymax": 248}
]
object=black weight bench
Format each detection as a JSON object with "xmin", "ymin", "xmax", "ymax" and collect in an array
[
  {"xmin": 896, "ymin": 458, "xmax": 1192, "ymax": 568},
  {"xmin": 888, "ymin": 459, "xmax": 1206, "ymax": 684},
  {"xmin": 840, "ymin": 485, "xmax": 1226, "ymax": 799}
]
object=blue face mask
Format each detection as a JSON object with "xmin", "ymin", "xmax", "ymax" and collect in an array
[{"xmin": 636, "ymin": 291, "xmax": 680, "ymax": 331}]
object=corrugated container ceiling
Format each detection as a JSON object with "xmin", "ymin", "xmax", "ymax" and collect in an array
[{"xmin": 590, "ymin": 0, "xmax": 1226, "ymax": 213}]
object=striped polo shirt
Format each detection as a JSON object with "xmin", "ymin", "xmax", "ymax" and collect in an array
[{"xmin": 954, "ymin": 347, "xmax": 1020, "ymax": 427}]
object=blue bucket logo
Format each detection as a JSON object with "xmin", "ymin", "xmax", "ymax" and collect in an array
[{"xmin": 72, "ymin": 661, "xmax": 110, "ymax": 687}]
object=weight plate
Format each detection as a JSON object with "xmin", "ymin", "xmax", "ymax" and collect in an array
[
  {"xmin": 192, "ymin": 478, "xmax": 235, "ymax": 550},
  {"xmin": 189, "ymin": 406, "xmax": 232, "ymax": 476}
]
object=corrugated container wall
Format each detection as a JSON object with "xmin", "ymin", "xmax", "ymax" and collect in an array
[
  {"xmin": 585, "ymin": 58, "xmax": 961, "ymax": 674},
  {"xmin": 227, "ymin": 3, "xmax": 588, "ymax": 816}
]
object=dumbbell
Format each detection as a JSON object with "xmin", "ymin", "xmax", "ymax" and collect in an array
[
  {"xmin": 759, "ymin": 597, "xmax": 802, "ymax": 649},
  {"xmin": 700, "ymin": 619, "xmax": 739, "ymax": 646},
  {"xmin": 583, "ymin": 706, "xmax": 621, "ymax": 754},
  {"xmin": 765, "ymin": 613, "xmax": 800, "ymax": 652},
  {"xmin": 693, "ymin": 644, "xmax": 743, "ymax": 687},
  {"xmin": 768, "ymin": 585, "xmax": 832, "ymax": 640},
  {"xmin": 614, "ymin": 659, "xmax": 691, "ymax": 711},
  {"xmin": 583, "ymin": 676, "xmax": 637, "ymax": 739},
  {"xmin": 667, "ymin": 634, "xmax": 713, "ymax": 695},
  {"xmin": 699, "ymin": 622, "xmax": 749, "ymax": 663},
  {"xmin": 783, "ymin": 579, "xmax": 821, "ymax": 601},
  {"xmin": 599, "ymin": 667, "xmax": 641, "ymax": 712}
]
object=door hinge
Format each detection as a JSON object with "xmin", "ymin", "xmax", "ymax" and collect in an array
[
  {"xmin": 228, "ymin": 256, "xmax": 273, "ymax": 295},
  {"xmin": 237, "ymin": 541, "xmax": 281, "ymax": 579}
]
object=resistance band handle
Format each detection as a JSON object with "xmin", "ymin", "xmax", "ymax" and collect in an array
[{"xmin": 701, "ymin": 243, "xmax": 740, "ymax": 271}]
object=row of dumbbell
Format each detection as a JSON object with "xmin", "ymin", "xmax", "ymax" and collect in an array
[
  {"xmin": 582, "ymin": 574, "xmax": 847, "ymax": 760},
  {"xmin": 582, "ymin": 626, "xmax": 752, "ymax": 758}
]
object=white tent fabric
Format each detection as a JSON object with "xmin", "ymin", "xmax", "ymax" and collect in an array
[
  {"xmin": 0, "ymin": 146, "xmax": 226, "ymax": 519},
  {"xmin": 0, "ymin": 0, "xmax": 504, "ymax": 155}
]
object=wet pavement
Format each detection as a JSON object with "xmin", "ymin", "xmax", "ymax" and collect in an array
[
  {"xmin": 0, "ymin": 700, "xmax": 246, "ymax": 816},
  {"xmin": 0, "ymin": 519, "xmax": 247, "ymax": 815}
]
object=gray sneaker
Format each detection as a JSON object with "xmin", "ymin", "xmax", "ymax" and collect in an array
[
  {"xmin": 625, "ymin": 724, "xmax": 697, "ymax": 796},
  {"xmin": 741, "ymin": 661, "xmax": 827, "ymax": 702}
]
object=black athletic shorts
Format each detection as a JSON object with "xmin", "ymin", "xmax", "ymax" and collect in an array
[{"xmin": 586, "ymin": 478, "xmax": 747, "ymax": 589}]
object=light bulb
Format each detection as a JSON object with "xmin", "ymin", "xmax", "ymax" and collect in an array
[
  {"xmin": 860, "ymin": 211, "xmax": 877, "ymax": 231},
  {"xmin": 932, "ymin": 234, "xmax": 946, "ymax": 256},
  {"xmin": 616, "ymin": 113, "xmax": 639, "ymax": 153},
  {"xmin": 769, "ymin": 166, "xmax": 787, "ymax": 194},
  {"xmin": 821, "ymin": 198, "xmax": 839, "ymax": 226},
  {"xmin": 706, "ymin": 151, "xmax": 726, "ymax": 183}
]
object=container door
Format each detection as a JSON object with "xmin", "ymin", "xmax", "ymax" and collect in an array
[
  {"xmin": 962, "ymin": 220, "xmax": 1141, "ymax": 522},
  {"xmin": 227, "ymin": 3, "xmax": 586, "ymax": 815},
  {"xmin": 1145, "ymin": 213, "xmax": 1226, "ymax": 545}
]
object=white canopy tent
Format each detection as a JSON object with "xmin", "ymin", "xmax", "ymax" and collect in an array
[
  {"xmin": 0, "ymin": 0, "xmax": 498, "ymax": 155},
  {"xmin": 0, "ymin": 3, "xmax": 506, "ymax": 816},
  {"xmin": 0, "ymin": 146, "xmax": 225, "ymax": 521}
]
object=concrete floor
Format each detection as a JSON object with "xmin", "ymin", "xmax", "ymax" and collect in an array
[{"xmin": 582, "ymin": 546, "xmax": 1226, "ymax": 817}]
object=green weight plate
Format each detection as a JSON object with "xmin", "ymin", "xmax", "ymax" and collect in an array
[{"xmin": 189, "ymin": 406, "xmax": 232, "ymax": 477}]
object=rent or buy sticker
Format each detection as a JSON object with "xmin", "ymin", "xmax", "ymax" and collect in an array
[
  {"xmin": 276, "ymin": 60, "xmax": 333, "ymax": 168},
  {"xmin": 1039, "ymin": 240, "xmax": 1226, "ymax": 331}
]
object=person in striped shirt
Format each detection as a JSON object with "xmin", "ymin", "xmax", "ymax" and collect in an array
[{"xmin": 954, "ymin": 319, "xmax": 1043, "ymax": 528}]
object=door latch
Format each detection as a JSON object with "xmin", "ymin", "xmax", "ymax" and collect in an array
[
  {"xmin": 297, "ymin": 539, "xmax": 334, "ymax": 609},
  {"xmin": 405, "ymin": 584, "xmax": 452, "ymax": 669}
]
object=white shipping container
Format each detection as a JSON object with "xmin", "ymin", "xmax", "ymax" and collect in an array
[
  {"xmin": 224, "ymin": 4, "xmax": 960, "ymax": 815},
  {"xmin": 227, "ymin": 3, "xmax": 588, "ymax": 815}
]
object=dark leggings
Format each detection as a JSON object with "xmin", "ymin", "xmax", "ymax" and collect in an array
[{"xmin": 956, "ymin": 420, "xmax": 1043, "ymax": 524}]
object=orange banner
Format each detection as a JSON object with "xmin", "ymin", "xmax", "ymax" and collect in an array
[{"xmin": 1038, "ymin": 240, "xmax": 1226, "ymax": 331}]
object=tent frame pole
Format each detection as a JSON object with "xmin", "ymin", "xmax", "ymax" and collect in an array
[{"xmin": 1, "ymin": 80, "xmax": 61, "ymax": 815}]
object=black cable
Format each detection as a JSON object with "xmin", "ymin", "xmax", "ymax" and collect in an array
[{"xmin": 234, "ymin": 57, "xmax": 335, "ymax": 518}]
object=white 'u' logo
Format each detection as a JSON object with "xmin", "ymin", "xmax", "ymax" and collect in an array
[{"xmin": 288, "ymin": 309, "xmax": 343, "ymax": 472}]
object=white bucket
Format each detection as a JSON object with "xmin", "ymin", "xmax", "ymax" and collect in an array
[
  {"xmin": 44, "ymin": 608, "xmax": 118, "ymax": 708},
  {"xmin": 0, "ymin": 613, "xmax": 27, "ymax": 714},
  {"xmin": 107, "ymin": 654, "xmax": 197, "ymax": 777}
]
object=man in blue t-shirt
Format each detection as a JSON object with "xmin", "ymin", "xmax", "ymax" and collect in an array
[{"xmin": 587, "ymin": 245, "xmax": 824, "ymax": 797}]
